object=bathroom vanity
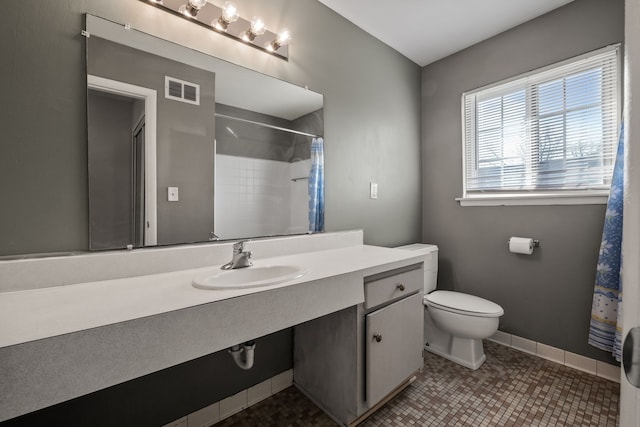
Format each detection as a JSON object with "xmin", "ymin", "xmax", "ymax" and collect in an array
[
  {"xmin": 0, "ymin": 231, "xmax": 426, "ymax": 424},
  {"xmin": 294, "ymin": 264, "xmax": 424, "ymax": 425}
]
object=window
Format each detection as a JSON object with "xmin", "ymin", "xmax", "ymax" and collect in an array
[{"xmin": 461, "ymin": 45, "xmax": 620, "ymax": 205}]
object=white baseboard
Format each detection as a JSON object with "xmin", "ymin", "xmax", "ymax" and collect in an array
[
  {"xmin": 488, "ymin": 331, "xmax": 620, "ymax": 383},
  {"xmin": 163, "ymin": 369, "xmax": 294, "ymax": 427}
]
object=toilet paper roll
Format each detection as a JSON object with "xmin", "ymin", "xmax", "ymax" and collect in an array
[{"xmin": 509, "ymin": 237, "xmax": 534, "ymax": 255}]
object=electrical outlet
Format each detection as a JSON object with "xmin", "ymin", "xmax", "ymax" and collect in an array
[{"xmin": 370, "ymin": 182, "xmax": 378, "ymax": 199}]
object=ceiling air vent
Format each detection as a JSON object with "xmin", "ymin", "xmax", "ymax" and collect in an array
[{"xmin": 165, "ymin": 76, "xmax": 200, "ymax": 105}]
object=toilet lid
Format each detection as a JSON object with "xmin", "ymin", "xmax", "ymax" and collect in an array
[{"xmin": 425, "ymin": 290, "xmax": 504, "ymax": 317}]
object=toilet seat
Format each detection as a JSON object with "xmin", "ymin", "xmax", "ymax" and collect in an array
[{"xmin": 424, "ymin": 290, "xmax": 504, "ymax": 318}]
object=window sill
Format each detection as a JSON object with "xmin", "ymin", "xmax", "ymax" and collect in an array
[{"xmin": 456, "ymin": 192, "xmax": 609, "ymax": 206}]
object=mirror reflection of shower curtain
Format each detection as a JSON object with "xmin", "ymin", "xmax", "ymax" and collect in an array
[{"xmin": 308, "ymin": 137, "xmax": 324, "ymax": 232}]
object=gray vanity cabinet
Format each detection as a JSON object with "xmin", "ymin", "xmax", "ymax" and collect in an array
[{"xmin": 293, "ymin": 264, "xmax": 424, "ymax": 426}]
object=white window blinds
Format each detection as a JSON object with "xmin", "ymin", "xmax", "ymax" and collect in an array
[{"xmin": 462, "ymin": 45, "xmax": 620, "ymax": 197}]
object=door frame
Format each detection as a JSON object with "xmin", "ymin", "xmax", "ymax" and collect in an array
[
  {"xmin": 87, "ymin": 75, "xmax": 158, "ymax": 246},
  {"xmin": 621, "ymin": 0, "xmax": 640, "ymax": 424},
  {"xmin": 131, "ymin": 116, "xmax": 146, "ymax": 247}
]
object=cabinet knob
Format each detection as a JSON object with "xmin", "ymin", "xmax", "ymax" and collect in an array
[
  {"xmin": 396, "ymin": 283, "xmax": 405, "ymax": 291},
  {"xmin": 373, "ymin": 333, "xmax": 382, "ymax": 343}
]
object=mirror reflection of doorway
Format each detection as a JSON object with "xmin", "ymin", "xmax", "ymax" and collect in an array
[{"xmin": 87, "ymin": 75, "xmax": 157, "ymax": 250}]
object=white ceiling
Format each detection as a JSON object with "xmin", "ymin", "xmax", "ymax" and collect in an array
[{"xmin": 318, "ymin": 0, "xmax": 575, "ymax": 66}]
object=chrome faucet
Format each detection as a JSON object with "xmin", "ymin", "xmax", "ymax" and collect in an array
[{"xmin": 221, "ymin": 240, "xmax": 253, "ymax": 270}]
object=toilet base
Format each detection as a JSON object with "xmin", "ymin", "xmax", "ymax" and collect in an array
[
  {"xmin": 424, "ymin": 339, "xmax": 486, "ymax": 370},
  {"xmin": 424, "ymin": 309, "xmax": 488, "ymax": 370}
]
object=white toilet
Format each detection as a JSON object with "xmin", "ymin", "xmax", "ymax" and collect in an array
[{"xmin": 398, "ymin": 244, "xmax": 504, "ymax": 370}]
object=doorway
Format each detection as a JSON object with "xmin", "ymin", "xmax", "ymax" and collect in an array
[{"xmin": 87, "ymin": 75, "xmax": 157, "ymax": 248}]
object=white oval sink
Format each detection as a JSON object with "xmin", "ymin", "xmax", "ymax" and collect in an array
[{"xmin": 192, "ymin": 265, "xmax": 305, "ymax": 290}]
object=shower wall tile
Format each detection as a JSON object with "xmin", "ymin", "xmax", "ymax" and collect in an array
[
  {"xmin": 215, "ymin": 155, "xmax": 291, "ymax": 239},
  {"xmin": 290, "ymin": 159, "xmax": 311, "ymax": 234}
]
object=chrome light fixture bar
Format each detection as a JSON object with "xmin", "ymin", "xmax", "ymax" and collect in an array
[{"xmin": 141, "ymin": 0, "xmax": 290, "ymax": 60}]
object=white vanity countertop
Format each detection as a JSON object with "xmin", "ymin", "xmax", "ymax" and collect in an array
[{"xmin": 0, "ymin": 245, "xmax": 424, "ymax": 349}]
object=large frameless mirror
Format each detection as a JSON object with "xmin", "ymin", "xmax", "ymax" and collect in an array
[{"xmin": 86, "ymin": 15, "xmax": 323, "ymax": 251}]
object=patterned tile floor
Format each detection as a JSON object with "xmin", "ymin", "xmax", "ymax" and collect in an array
[{"xmin": 218, "ymin": 342, "xmax": 619, "ymax": 426}]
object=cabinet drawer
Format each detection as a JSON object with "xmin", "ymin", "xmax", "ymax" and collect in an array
[{"xmin": 364, "ymin": 267, "xmax": 423, "ymax": 309}]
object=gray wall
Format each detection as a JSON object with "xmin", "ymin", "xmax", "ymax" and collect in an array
[
  {"xmin": 0, "ymin": 0, "xmax": 422, "ymax": 257},
  {"xmin": 421, "ymin": 0, "xmax": 623, "ymax": 363},
  {"xmin": 87, "ymin": 36, "xmax": 216, "ymax": 247}
]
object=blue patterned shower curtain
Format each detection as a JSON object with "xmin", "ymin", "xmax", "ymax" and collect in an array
[
  {"xmin": 308, "ymin": 137, "xmax": 324, "ymax": 233},
  {"xmin": 588, "ymin": 123, "xmax": 624, "ymax": 361}
]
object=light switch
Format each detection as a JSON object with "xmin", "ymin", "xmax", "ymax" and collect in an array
[
  {"xmin": 370, "ymin": 182, "xmax": 378, "ymax": 199},
  {"xmin": 168, "ymin": 187, "xmax": 179, "ymax": 202}
]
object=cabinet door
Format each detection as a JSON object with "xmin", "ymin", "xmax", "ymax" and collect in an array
[{"xmin": 366, "ymin": 293, "xmax": 423, "ymax": 405}]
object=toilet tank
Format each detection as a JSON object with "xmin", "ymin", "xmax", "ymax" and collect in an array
[{"xmin": 395, "ymin": 244, "xmax": 439, "ymax": 294}]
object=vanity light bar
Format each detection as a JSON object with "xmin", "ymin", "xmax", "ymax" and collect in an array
[{"xmin": 140, "ymin": 0, "xmax": 290, "ymax": 60}]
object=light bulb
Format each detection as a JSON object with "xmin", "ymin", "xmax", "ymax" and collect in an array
[
  {"xmin": 222, "ymin": 2, "xmax": 239, "ymax": 23},
  {"xmin": 180, "ymin": 0, "xmax": 207, "ymax": 17},
  {"xmin": 215, "ymin": 1, "xmax": 240, "ymax": 31},
  {"xmin": 242, "ymin": 16, "xmax": 266, "ymax": 42},
  {"xmin": 276, "ymin": 28, "xmax": 291, "ymax": 46},
  {"xmin": 250, "ymin": 17, "xmax": 266, "ymax": 36},
  {"xmin": 266, "ymin": 28, "xmax": 291, "ymax": 52}
]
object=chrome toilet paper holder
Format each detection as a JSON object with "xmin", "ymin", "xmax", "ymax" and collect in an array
[{"xmin": 507, "ymin": 238, "xmax": 540, "ymax": 247}]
